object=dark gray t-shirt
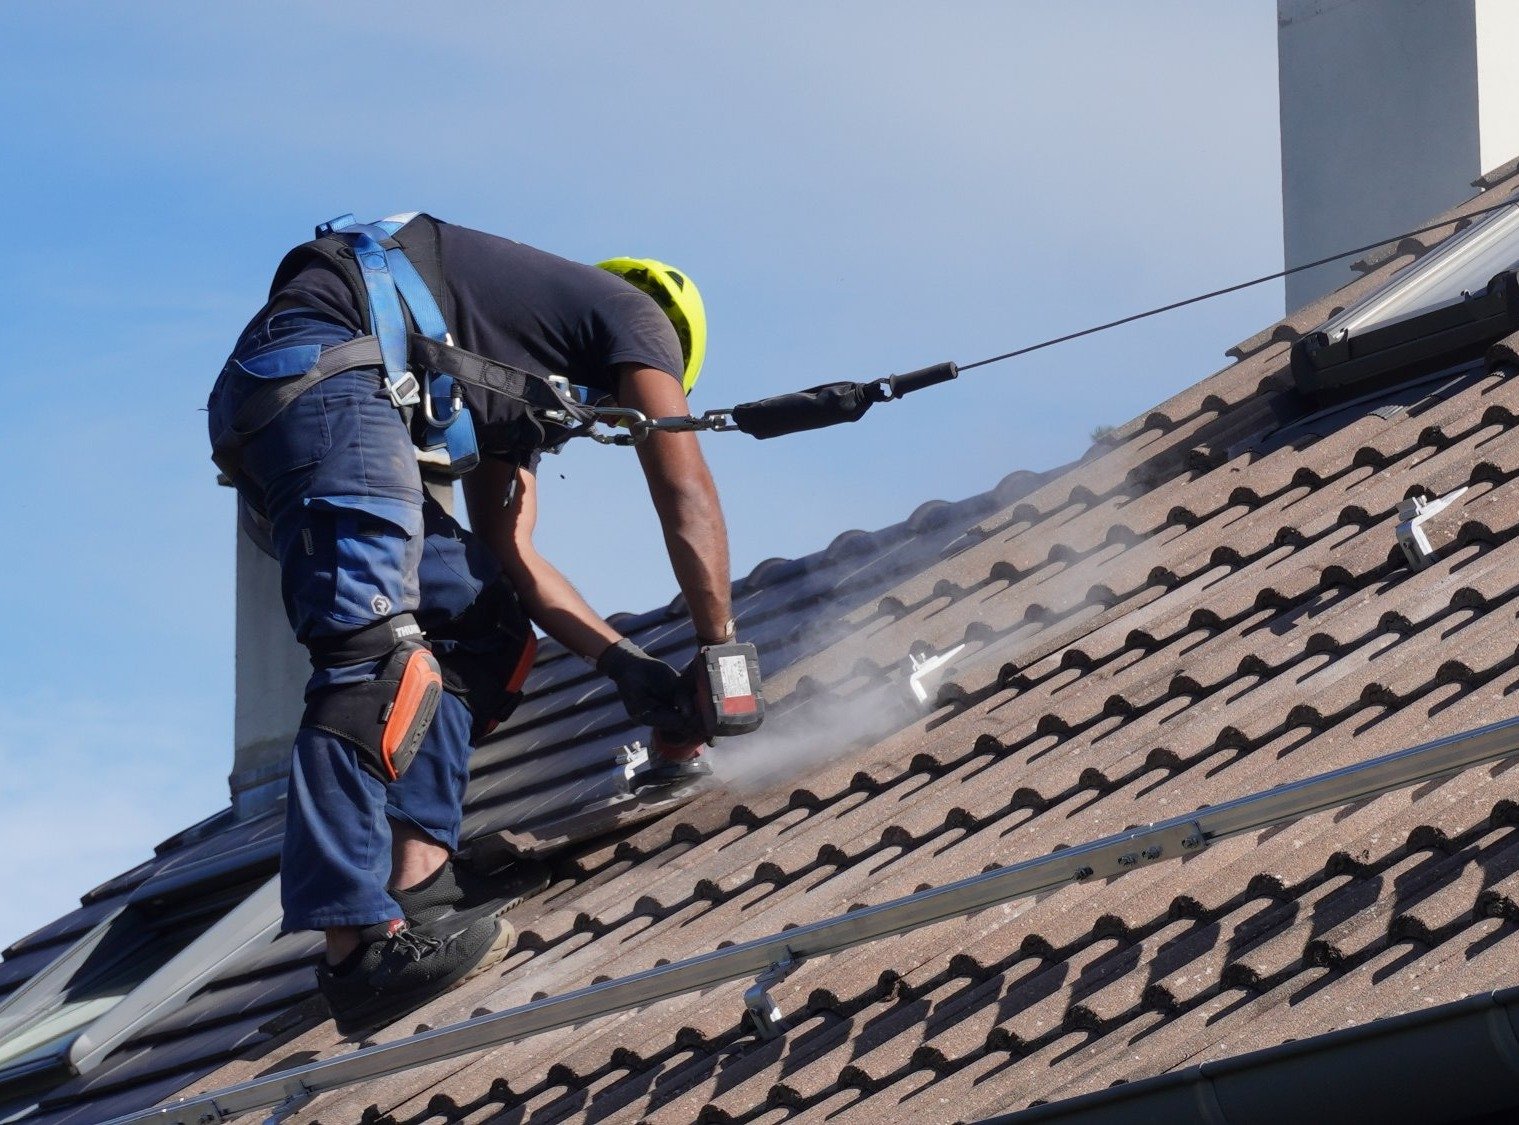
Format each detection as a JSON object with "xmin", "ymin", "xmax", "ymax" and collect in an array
[{"xmin": 269, "ymin": 217, "xmax": 685, "ymax": 467}]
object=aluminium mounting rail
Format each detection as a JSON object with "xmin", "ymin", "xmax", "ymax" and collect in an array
[{"xmin": 109, "ymin": 712, "xmax": 1519, "ymax": 1125}]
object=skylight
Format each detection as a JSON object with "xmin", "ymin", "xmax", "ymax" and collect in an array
[
  {"xmin": 1318, "ymin": 200, "xmax": 1519, "ymax": 340},
  {"xmin": 1293, "ymin": 196, "xmax": 1519, "ymax": 402},
  {"xmin": 0, "ymin": 877, "xmax": 280, "ymax": 1100}
]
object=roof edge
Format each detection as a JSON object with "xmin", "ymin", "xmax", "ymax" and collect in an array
[{"xmin": 983, "ymin": 985, "xmax": 1519, "ymax": 1125}]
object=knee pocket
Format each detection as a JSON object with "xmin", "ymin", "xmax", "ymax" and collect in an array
[{"xmin": 291, "ymin": 495, "xmax": 424, "ymax": 633}]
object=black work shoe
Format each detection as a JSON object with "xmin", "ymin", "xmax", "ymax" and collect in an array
[
  {"xmin": 316, "ymin": 915, "xmax": 513, "ymax": 1037},
  {"xmin": 390, "ymin": 858, "xmax": 550, "ymax": 938},
  {"xmin": 389, "ymin": 863, "xmax": 464, "ymax": 929}
]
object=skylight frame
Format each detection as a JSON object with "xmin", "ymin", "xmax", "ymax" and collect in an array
[
  {"xmin": 0, "ymin": 877, "xmax": 281, "ymax": 1100},
  {"xmin": 1320, "ymin": 200, "xmax": 1519, "ymax": 339},
  {"xmin": 1293, "ymin": 195, "xmax": 1519, "ymax": 402}
]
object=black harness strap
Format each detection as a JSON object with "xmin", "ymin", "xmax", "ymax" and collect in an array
[
  {"xmin": 213, "ymin": 333, "xmax": 597, "ymax": 473},
  {"xmin": 410, "ymin": 336, "xmax": 529, "ymax": 405}
]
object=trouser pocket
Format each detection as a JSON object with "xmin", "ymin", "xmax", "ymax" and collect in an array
[{"xmin": 291, "ymin": 494, "xmax": 425, "ymax": 640}]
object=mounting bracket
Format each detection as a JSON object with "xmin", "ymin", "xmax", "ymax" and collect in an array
[
  {"xmin": 743, "ymin": 953, "xmax": 802, "ymax": 1039},
  {"xmin": 907, "ymin": 643, "xmax": 967, "ymax": 707},
  {"xmin": 259, "ymin": 1080, "xmax": 312, "ymax": 1124},
  {"xmin": 1396, "ymin": 487, "xmax": 1467, "ymax": 570},
  {"xmin": 615, "ymin": 741, "xmax": 649, "ymax": 790}
]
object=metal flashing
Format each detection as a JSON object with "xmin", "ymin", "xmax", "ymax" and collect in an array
[{"xmin": 1252, "ymin": 360, "xmax": 1485, "ymax": 456}]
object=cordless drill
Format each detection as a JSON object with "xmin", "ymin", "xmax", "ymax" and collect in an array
[{"xmin": 642, "ymin": 641, "xmax": 764, "ymax": 787}]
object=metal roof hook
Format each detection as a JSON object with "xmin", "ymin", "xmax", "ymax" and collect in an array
[
  {"xmin": 744, "ymin": 953, "xmax": 801, "ymax": 1040},
  {"xmin": 1396, "ymin": 486, "xmax": 1467, "ymax": 570},
  {"xmin": 907, "ymin": 643, "xmax": 967, "ymax": 708}
]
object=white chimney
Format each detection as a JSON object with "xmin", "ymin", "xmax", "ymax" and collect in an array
[
  {"xmin": 229, "ymin": 518, "xmax": 308, "ymax": 819},
  {"xmin": 1278, "ymin": 0, "xmax": 1519, "ymax": 310},
  {"xmin": 227, "ymin": 471, "xmax": 456, "ymax": 819}
]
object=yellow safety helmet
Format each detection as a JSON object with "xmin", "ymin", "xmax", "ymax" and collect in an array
[{"xmin": 597, "ymin": 257, "xmax": 707, "ymax": 394}]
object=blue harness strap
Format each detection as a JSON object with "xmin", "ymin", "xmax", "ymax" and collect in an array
[
  {"xmin": 381, "ymin": 242, "xmax": 480, "ymax": 474},
  {"xmin": 315, "ymin": 213, "xmax": 480, "ymax": 474},
  {"xmin": 315, "ymin": 216, "xmax": 419, "ymax": 410}
]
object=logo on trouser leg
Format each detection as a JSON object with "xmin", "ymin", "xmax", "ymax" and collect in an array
[{"xmin": 372, "ymin": 594, "xmax": 393, "ymax": 615}]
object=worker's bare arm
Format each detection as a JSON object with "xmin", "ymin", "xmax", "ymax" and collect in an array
[
  {"xmin": 462, "ymin": 458, "xmax": 621, "ymax": 659},
  {"xmin": 616, "ymin": 364, "xmax": 734, "ymax": 643}
]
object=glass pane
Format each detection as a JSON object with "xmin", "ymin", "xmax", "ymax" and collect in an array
[
  {"xmin": 0, "ymin": 997, "xmax": 119, "ymax": 1071},
  {"xmin": 0, "ymin": 903, "xmax": 219, "ymax": 1084},
  {"xmin": 1320, "ymin": 201, "xmax": 1519, "ymax": 339}
]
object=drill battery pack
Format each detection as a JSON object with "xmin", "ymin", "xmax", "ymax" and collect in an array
[{"xmin": 694, "ymin": 642, "xmax": 764, "ymax": 738}]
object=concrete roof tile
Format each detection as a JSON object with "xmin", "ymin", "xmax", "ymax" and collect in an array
[
  {"xmin": 30, "ymin": 182, "xmax": 1519, "ymax": 1125},
  {"xmin": 1391, "ymin": 831, "xmax": 1519, "ymax": 945}
]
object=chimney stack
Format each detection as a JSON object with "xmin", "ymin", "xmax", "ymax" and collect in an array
[
  {"xmin": 1278, "ymin": 0, "xmax": 1519, "ymax": 309},
  {"xmin": 227, "ymin": 472, "xmax": 457, "ymax": 819}
]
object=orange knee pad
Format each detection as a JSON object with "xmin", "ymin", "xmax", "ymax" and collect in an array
[{"xmin": 303, "ymin": 616, "xmax": 445, "ymax": 782}]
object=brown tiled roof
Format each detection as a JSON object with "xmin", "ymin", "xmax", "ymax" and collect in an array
[{"xmin": 16, "ymin": 166, "xmax": 1519, "ymax": 1125}]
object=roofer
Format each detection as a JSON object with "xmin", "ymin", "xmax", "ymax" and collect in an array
[{"xmin": 207, "ymin": 212, "xmax": 738, "ymax": 1035}]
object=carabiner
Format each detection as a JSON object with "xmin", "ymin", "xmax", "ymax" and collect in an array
[
  {"xmin": 592, "ymin": 406, "xmax": 650, "ymax": 430},
  {"xmin": 421, "ymin": 377, "xmax": 465, "ymax": 430},
  {"xmin": 580, "ymin": 406, "xmax": 648, "ymax": 445}
]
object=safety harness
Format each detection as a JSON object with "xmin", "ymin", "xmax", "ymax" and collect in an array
[
  {"xmin": 212, "ymin": 211, "xmax": 967, "ymax": 492},
  {"xmin": 211, "ymin": 213, "xmax": 600, "ymax": 485}
]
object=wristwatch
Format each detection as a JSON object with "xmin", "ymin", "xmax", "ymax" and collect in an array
[{"xmin": 698, "ymin": 618, "xmax": 737, "ymax": 646}]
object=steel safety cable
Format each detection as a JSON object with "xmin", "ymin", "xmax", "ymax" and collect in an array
[
  {"xmin": 958, "ymin": 193, "xmax": 1519, "ymax": 373},
  {"xmin": 586, "ymin": 192, "xmax": 1519, "ymax": 444}
]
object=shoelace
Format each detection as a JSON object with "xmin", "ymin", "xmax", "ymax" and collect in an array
[{"xmin": 388, "ymin": 929, "xmax": 443, "ymax": 963}]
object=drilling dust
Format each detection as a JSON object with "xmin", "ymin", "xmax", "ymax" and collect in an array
[{"xmin": 700, "ymin": 434, "xmax": 1195, "ymax": 795}]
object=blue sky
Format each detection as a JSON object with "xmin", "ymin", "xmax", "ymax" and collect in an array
[{"xmin": 0, "ymin": 3, "xmax": 1285, "ymax": 946}]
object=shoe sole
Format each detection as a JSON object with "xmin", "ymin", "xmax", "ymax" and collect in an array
[{"xmin": 333, "ymin": 919, "xmax": 516, "ymax": 1039}]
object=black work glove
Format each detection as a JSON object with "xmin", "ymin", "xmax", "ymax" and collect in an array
[
  {"xmin": 653, "ymin": 656, "xmax": 710, "ymax": 757},
  {"xmin": 597, "ymin": 639, "xmax": 696, "ymax": 731}
]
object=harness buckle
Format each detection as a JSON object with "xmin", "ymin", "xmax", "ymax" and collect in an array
[{"xmin": 385, "ymin": 371, "xmax": 422, "ymax": 409}]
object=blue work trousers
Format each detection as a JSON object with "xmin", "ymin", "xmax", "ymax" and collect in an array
[{"xmin": 208, "ymin": 308, "xmax": 519, "ymax": 931}]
